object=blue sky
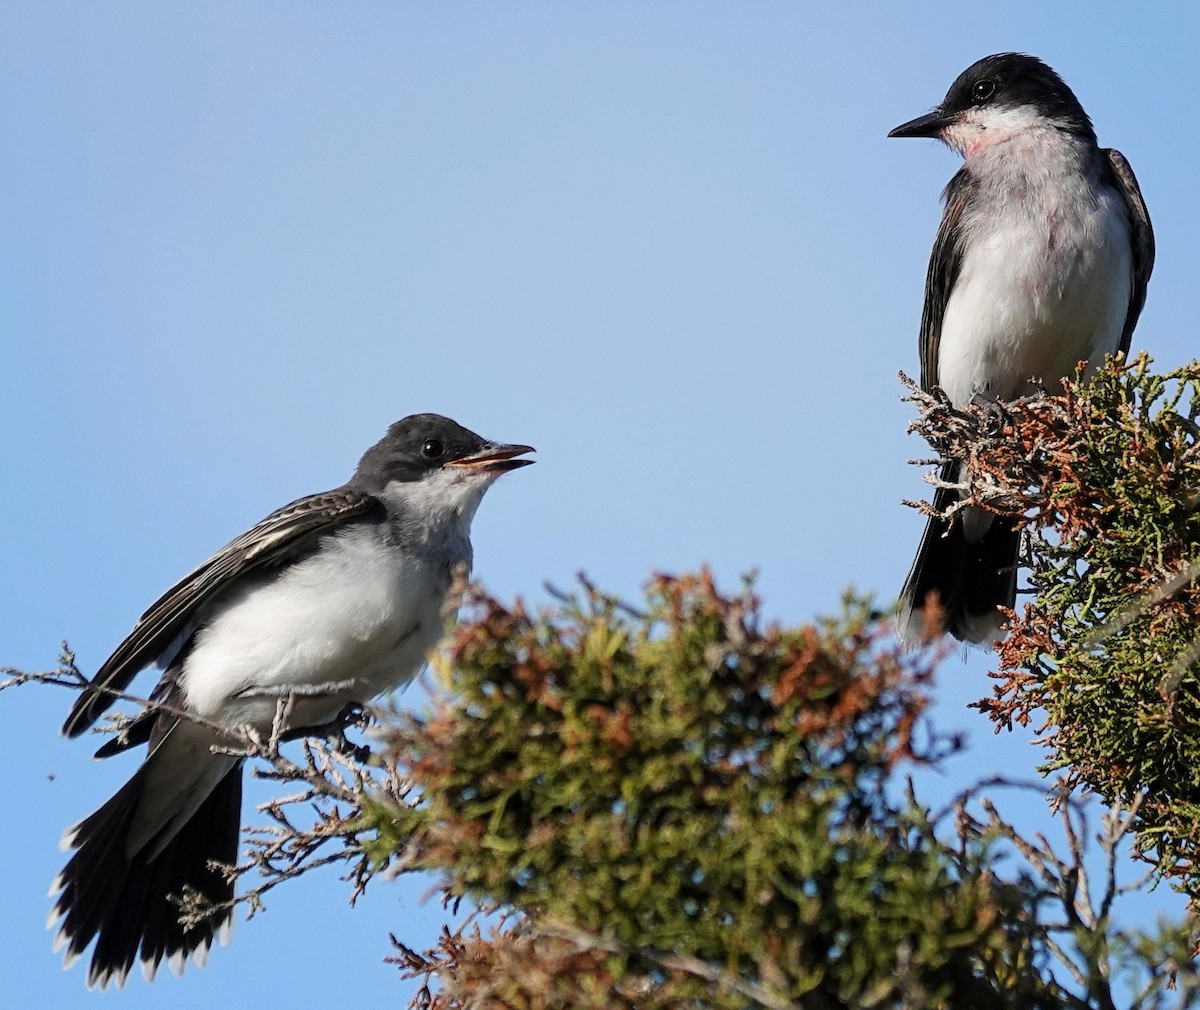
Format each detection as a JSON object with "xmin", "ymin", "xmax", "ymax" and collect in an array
[{"xmin": 3, "ymin": 3, "xmax": 1196, "ymax": 1003}]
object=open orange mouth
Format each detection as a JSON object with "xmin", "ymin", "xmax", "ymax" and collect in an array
[{"xmin": 444, "ymin": 443, "xmax": 535, "ymax": 474}]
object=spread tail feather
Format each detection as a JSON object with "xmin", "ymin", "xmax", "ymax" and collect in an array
[
  {"xmin": 897, "ymin": 465, "xmax": 1020, "ymax": 645},
  {"xmin": 50, "ymin": 761, "xmax": 243, "ymax": 989}
]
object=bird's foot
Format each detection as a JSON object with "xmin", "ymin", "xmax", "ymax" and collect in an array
[
  {"xmin": 969, "ymin": 393, "xmax": 1014, "ymax": 432},
  {"xmin": 281, "ymin": 702, "xmax": 373, "ymax": 763}
]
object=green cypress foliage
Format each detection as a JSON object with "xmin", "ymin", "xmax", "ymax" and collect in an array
[
  {"xmin": 980, "ymin": 357, "xmax": 1200, "ymax": 902},
  {"xmin": 364, "ymin": 566, "xmax": 1192, "ymax": 1007}
]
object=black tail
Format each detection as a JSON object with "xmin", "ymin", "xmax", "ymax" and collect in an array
[
  {"xmin": 897, "ymin": 463, "xmax": 1020, "ymax": 645},
  {"xmin": 51, "ymin": 762, "xmax": 243, "ymax": 989}
]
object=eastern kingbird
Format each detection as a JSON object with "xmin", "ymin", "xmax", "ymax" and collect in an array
[
  {"xmin": 889, "ymin": 53, "xmax": 1154, "ymax": 644},
  {"xmin": 50, "ymin": 414, "xmax": 534, "ymax": 988}
]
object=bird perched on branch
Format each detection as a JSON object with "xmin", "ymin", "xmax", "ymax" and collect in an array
[
  {"xmin": 51, "ymin": 414, "xmax": 534, "ymax": 988},
  {"xmin": 889, "ymin": 52, "xmax": 1154, "ymax": 644}
]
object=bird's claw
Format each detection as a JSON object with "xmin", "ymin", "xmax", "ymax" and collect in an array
[{"xmin": 280, "ymin": 701, "xmax": 373, "ymax": 762}]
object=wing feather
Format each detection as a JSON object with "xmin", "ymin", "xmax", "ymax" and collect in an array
[
  {"xmin": 63, "ymin": 487, "xmax": 381, "ymax": 737},
  {"xmin": 918, "ymin": 169, "xmax": 975, "ymax": 393},
  {"xmin": 1103, "ymin": 148, "xmax": 1155, "ymax": 356}
]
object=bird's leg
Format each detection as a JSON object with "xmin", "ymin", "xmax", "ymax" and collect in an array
[
  {"xmin": 280, "ymin": 701, "xmax": 373, "ymax": 763},
  {"xmin": 969, "ymin": 390, "xmax": 1015, "ymax": 433}
]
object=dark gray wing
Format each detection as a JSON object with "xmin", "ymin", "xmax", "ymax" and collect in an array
[
  {"xmin": 63, "ymin": 487, "xmax": 381, "ymax": 737},
  {"xmin": 918, "ymin": 169, "xmax": 975, "ymax": 393},
  {"xmin": 90, "ymin": 675, "xmax": 182, "ymax": 757},
  {"xmin": 1103, "ymin": 148, "xmax": 1155, "ymax": 356}
]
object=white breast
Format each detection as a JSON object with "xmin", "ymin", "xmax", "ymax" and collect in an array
[
  {"xmin": 179, "ymin": 525, "xmax": 463, "ymax": 729},
  {"xmin": 936, "ymin": 139, "xmax": 1132, "ymax": 407}
]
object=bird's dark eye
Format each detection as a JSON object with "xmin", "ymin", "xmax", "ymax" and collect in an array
[
  {"xmin": 421, "ymin": 439, "xmax": 445, "ymax": 460},
  {"xmin": 971, "ymin": 79, "xmax": 996, "ymax": 104}
]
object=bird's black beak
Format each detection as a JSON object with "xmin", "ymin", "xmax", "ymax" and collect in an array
[
  {"xmin": 445, "ymin": 443, "xmax": 536, "ymax": 474},
  {"xmin": 888, "ymin": 108, "xmax": 955, "ymax": 140}
]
